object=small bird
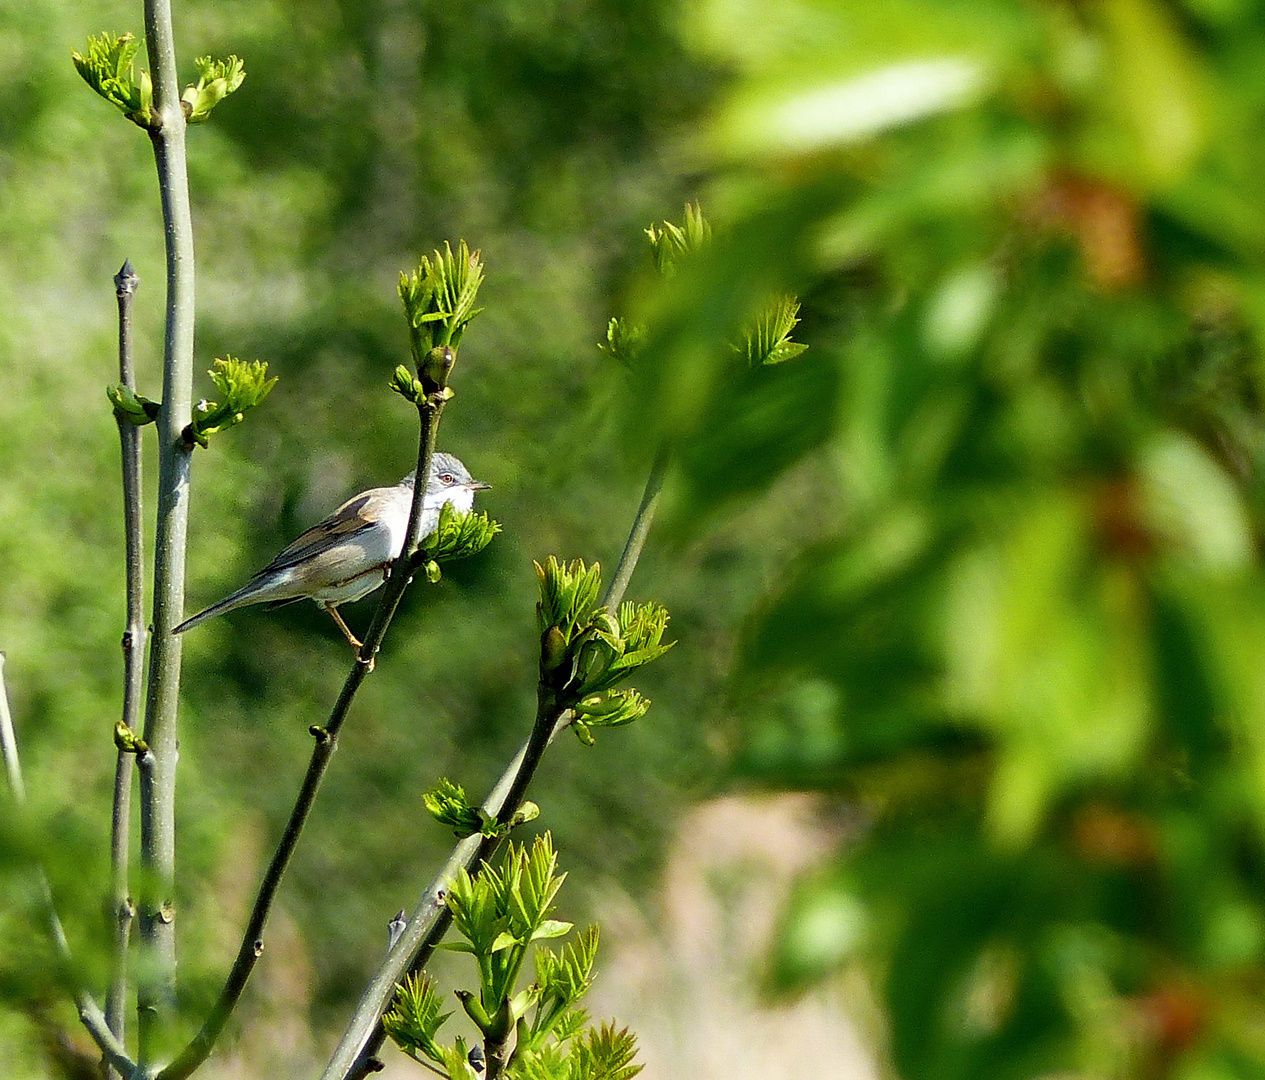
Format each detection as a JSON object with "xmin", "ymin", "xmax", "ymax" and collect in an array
[{"xmin": 174, "ymin": 452, "xmax": 489, "ymax": 649}]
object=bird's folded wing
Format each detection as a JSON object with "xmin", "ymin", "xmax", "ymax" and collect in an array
[{"xmin": 256, "ymin": 493, "xmax": 378, "ymax": 574}]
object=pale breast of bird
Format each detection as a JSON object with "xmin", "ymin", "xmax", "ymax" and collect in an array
[{"xmin": 270, "ymin": 482, "xmax": 415, "ymax": 605}]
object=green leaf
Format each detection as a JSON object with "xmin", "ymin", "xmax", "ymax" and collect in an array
[
  {"xmin": 181, "ymin": 54, "xmax": 245, "ymax": 123},
  {"xmin": 422, "ymin": 778, "xmax": 485, "ymax": 837},
  {"xmin": 509, "ymin": 987, "xmax": 537, "ymax": 1023},
  {"xmin": 535, "ymin": 925, "xmax": 599, "ymax": 1025},
  {"xmin": 491, "ymin": 930, "xmax": 522, "ymax": 953},
  {"xmin": 646, "ymin": 203, "xmax": 710, "ymax": 276},
  {"xmin": 599, "ymin": 317, "xmax": 648, "ymax": 368},
  {"xmin": 433, "ymin": 940, "xmax": 477, "ymax": 954},
  {"xmin": 419, "ymin": 502, "xmax": 502, "ymax": 564},
  {"xmin": 530, "ymin": 920, "xmax": 574, "ymax": 942},
  {"xmin": 573, "ymin": 689, "xmax": 651, "ymax": 729},
  {"xmin": 535, "ymin": 557, "xmax": 604, "ymax": 641},
  {"xmin": 573, "ymin": 1022, "xmax": 642, "ymax": 1080},
  {"xmin": 399, "ymin": 241, "xmax": 486, "ymax": 364},
  {"xmin": 618, "ymin": 601, "xmax": 670, "ymax": 653},
  {"xmin": 445, "ymin": 866, "xmax": 505, "ymax": 957},
  {"xmin": 737, "ymin": 294, "xmax": 808, "ymax": 366},
  {"xmin": 72, "ymin": 32, "xmax": 154, "ymax": 127},
  {"xmin": 107, "ymin": 384, "xmax": 160, "ymax": 426},
  {"xmin": 187, "ymin": 356, "xmax": 277, "ymax": 447},
  {"xmin": 505, "ymin": 834, "xmax": 567, "ymax": 938},
  {"xmin": 382, "ymin": 972, "xmax": 451, "ymax": 1064}
]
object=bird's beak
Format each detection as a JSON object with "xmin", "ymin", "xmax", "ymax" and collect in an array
[{"xmin": 470, "ymin": 480, "xmax": 492, "ymax": 491}]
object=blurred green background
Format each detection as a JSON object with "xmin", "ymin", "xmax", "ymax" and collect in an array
[{"xmin": 6, "ymin": 0, "xmax": 1265, "ymax": 1078}]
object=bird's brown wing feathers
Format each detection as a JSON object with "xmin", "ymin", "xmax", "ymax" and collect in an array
[{"xmin": 255, "ymin": 493, "xmax": 377, "ymax": 575}]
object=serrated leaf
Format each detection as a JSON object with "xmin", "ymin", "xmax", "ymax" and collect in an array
[
  {"xmin": 491, "ymin": 930, "xmax": 522, "ymax": 953},
  {"xmin": 531, "ymin": 920, "xmax": 574, "ymax": 942},
  {"xmin": 399, "ymin": 241, "xmax": 485, "ymax": 362},
  {"xmin": 739, "ymin": 295, "xmax": 808, "ymax": 368},
  {"xmin": 382, "ymin": 973, "xmax": 452, "ymax": 1063},
  {"xmin": 420, "ymin": 503, "xmax": 501, "ymax": 564}
]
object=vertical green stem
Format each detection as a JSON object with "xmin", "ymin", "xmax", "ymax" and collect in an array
[
  {"xmin": 138, "ymin": 0, "xmax": 197, "ymax": 1064},
  {"xmin": 107, "ymin": 261, "xmax": 144, "ymax": 1079},
  {"xmin": 603, "ymin": 444, "xmax": 670, "ymax": 610}
]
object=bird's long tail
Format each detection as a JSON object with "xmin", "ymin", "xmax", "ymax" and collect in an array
[{"xmin": 172, "ymin": 579, "xmax": 279, "ymax": 635}]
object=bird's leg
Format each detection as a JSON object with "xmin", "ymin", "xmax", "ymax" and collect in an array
[{"xmin": 323, "ymin": 603, "xmax": 363, "ymax": 651}]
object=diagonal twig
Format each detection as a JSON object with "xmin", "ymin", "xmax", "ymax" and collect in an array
[
  {"xmin": 155, "ymin": 353, "xmax": 457, "ymax": 1080},
  {"xmin": 324, "ymin": 446, "xmax": 671, "ymax": 1080}
]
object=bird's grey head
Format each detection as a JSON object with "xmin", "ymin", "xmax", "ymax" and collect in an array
[{"xmin": 401, "ymin": 452, "xmax": 489, "ymax": 496}]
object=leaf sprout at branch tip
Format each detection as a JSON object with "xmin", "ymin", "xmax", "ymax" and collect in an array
[
  {"xmin": 399, "ymin": 241, "xmax": 486, "ymax": 362},
  {"xmin": 532, "ymin": 558, "xmax": 673, "ymax": 743},
  {"xmin": 384, "ymin": 835, "xmax": 642, "ymax": 1080}
]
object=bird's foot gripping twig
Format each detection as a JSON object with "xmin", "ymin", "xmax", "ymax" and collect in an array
[{"xmin": 323, "ymin": 604, "xmax": 364, "ymax": 651}]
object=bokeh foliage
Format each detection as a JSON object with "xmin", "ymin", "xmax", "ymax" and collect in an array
[{"xmin": 642, "ymin": 1, "xmax": 1265, "ymax": 1078}]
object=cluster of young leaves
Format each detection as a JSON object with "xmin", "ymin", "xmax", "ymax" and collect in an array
[
  {"xmin": 645, "ymin": 202, "xmax": 711, "ymax": 277},
  {"xmin": 534, "ymin": 558, "xmax": 672, "ymax": 743},
  {"xmin": 738, "ymin": 295, "xmax": 808, "ymax": 367},
  {"xmin": 71, "ymin": 33, "xmax": 153, "ymax": 127},
  {"xmin": 413, "ymin": 503, "xmax": 503, "ymax": 584},
  {"xmin": 181, "ymin": 54, "xmax": 246, "ymax": 123},
  {"xmin": 383, "ymin": 835, "xmax": 641, "ymax": 1080},
  {"xmin": 107, "ymin": 356, "xmax": 276, "ymax": 446},
  {"xmin": 73, "ymin": 33, "xmax": 244, "ymax": 129},
  {"xmin": 185, "ymin": 357, "xmax": 278, "ymax": 448},
  {"xmin": 398, "ymin": 241, "xmax": 486, "ymax": 371},
  {"xmin": 422, "ymin": 778, "xmax": 539, "ymax": 841},
  {"xmin": 602, "ymin": 204, "xmax": 807, "ymax": 373}
]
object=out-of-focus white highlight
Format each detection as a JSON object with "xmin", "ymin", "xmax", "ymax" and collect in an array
[{"xmin": 740, "ymin": 57, "xmax": 988, "ymax": 154}]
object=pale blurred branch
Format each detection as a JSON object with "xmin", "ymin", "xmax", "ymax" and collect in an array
[{"xmin": 0, "ymin": 655, "xmax": 139, "ymax": 1079}]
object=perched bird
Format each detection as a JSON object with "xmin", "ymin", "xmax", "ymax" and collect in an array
[{"xmin": 174, "ymin": 452, "xmax": 489, "ymax": 649}]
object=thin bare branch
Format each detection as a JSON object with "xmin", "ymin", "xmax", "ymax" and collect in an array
[{"xmin": 107, "ymin": 259, "xmax": 143, "ymax": 1080}]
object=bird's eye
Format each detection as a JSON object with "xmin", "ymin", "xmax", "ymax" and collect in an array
[{"xmin": 440, "ymin": 473, "xmax": 455, "ymax": 484}]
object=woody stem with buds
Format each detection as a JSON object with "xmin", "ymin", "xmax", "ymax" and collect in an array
[{"xmin": 136, "ymin": 0, "xmax": 198, "ymax": 1063}]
